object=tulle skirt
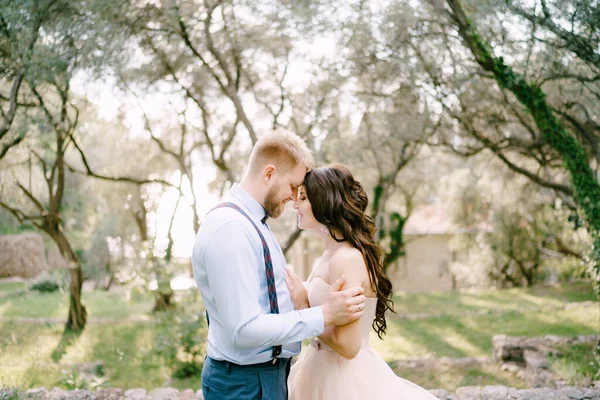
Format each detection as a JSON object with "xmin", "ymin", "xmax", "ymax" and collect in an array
[{"xmin": 288, "ymin": 341, "xmax": 438, "ymax": 400}]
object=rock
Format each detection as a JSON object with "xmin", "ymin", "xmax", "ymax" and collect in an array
[
  {"xmin": 0, "ymin": 388, "xmax": 19, "ymax": 399},
  {"xmin": 557, "ymin": 386, "xmax": 588, "ymax": 400},
  {"xmin": 582, "ymin": 388, "xmax": 600, "ymax": 400},
  {"xmin": 147, "ymin": 388, "xmax": 179, "ymax": 400},
  {"xmin": 456, "ymin": 386, "xmax": 481, "ymax": 399},
  {"xmin": 500, "ymin": 362, "xmax": 522, "ymax": 374},
  {"xmin": 492, "ymin": 335, "xmax": 526, "ymax": 362},
  {"xmin": 67, "ymin": 390, "xmax": 94, "ymax": 399},
  {"xmin": 124, "ymin": 388, "xmax": 146, "ymax": 400},
  {"xmin": 428, "ymin": 388, "xmax": 456, "ymax": 399},
  {"xmin": 545, "ymin": 335, "xmax": 567, "ymax": 344},
  {"xmin": 9, "ymin": 385, "xmax": 600, "ymax": 399},
  {"xmin": 178, "ymin": 389, "xmax": 195, "ymax": 400},
  {"xmin": 45, "ymin": 387, "xmax": 68, "ymax": 400},
  {"xmin": 511, "ymin": 388, "xmax": 555, "ymax": 400},
  {"xmin": 94, "ymin": 388, "xmax": 124, "ymax": 399},
  {"xmin": 23, "ymin": 388, "xmax": 48, "ymax": 399},
  {"xmin": 480, "ymin": 385, "xmax": 508, "ymax": 399},
  {"xmin": 526, "ymin": 368, "xmax": 555, "ymax": 388},
  {"xmin": 523, "ymin": 350, "xmax": 548, "ymax": 369}
]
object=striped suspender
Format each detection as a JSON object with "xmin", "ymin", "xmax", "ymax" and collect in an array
[{"xmin": 207, "ymin": 202, "xmax": 283, "ymax": 362}]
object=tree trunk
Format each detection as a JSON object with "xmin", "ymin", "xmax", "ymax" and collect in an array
[
  {"xmin": 283, "ymin": 228, "xmax": 302, "ymax": 256},
  {"xmin": 153, "ymin": 291, "xmax": 174, "ymax": 312},
  {"xmin": 445, "ymin": 0, "xmax": 600, "ymax": 290},
  {"xmin": 103, "ymin": 262, "xmax": 115, "ymax": 291},
  {"xmin": 47, "ymin": 226, "xmax": 87, "ymax": 331}
]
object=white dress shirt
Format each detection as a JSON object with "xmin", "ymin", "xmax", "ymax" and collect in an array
[{"xmin": 192, "ymin": 184, "xmax": 325, "ymax": 365}]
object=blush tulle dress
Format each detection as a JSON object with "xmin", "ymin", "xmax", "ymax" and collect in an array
[{"xmin": 288, "ymin": 277, "xmax": 439, "ymax": 400}]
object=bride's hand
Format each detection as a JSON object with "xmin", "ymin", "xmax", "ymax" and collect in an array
[{"xmin": 284, "ymin": 267, "xmax": 309, "ymax": 310}]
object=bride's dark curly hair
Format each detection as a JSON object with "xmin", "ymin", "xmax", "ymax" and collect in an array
[{"xmin": 303, "ymin": 163, "xmax": 395, "ymax": 339}]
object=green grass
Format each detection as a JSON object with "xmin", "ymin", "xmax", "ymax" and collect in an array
[
  {"xmin": 390, "ymin": 363, "xmax": 526, "ymax": 392},
  {"xmin": 390, "ymin": 281, "xmax": 595, "ymax": 316},
  {"xmin": 0, "ymin": 281, "xmax": 26, "ymax": 293},
  {"xmin": 0, "ymin": 290, "xmax": 154, "ymax": 319},
  {"xmin": 0, "ymin": 321, "xmax": 171, "ymax": 391},
  {"xmin": 549, "ymin": 342, "xmax": 600, "ymax": 385},
  {"xmin": 372, "ymin": 305, "xmax": 597, "ymax": 360},
  {"xmin": 0, "ymin": 282, "xmax": 597, "ymax": 392}
]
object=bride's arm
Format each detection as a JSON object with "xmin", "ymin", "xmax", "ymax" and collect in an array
[{"xmin": 317, "ymin": 250, "xmax": 367, "ymax": 359}]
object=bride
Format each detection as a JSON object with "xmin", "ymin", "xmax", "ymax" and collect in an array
[{"xmin": 285, "ymin": 164, "xmax": 438, "ymax": 400}]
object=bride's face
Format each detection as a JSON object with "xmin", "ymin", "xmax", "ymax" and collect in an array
[{"xmin": 293, "ymin": 186, "xmax": 319, "ymax": 230}]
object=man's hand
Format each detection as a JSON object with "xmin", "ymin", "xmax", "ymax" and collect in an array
[
  {"xmin": 321, "ymin": 275, "xmax": 366, "ymax": 326},
  {"xmin": 284, "ymin": 267, "xmax": 309, "ymax": 310}
]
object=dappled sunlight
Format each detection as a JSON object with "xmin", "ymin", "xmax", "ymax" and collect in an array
[
  {"xmin": 439, "ymin": 330, "xmax": 486, "ymax": 357},
  {"xmin": 512, "ymin": 292, "xmax": 564, "ymax": 309},
  {"xmin": 0, "ymin": 302, "xmax": 9, "ymax": 316},
  {"xmin": 59, "ymin": 327, "xmax": 102, "ymax": 364},
  {"xmin": 0, "ymin": 363, "xmax": 60, "ymax": 390},
  {"xmin": 391, "ymin": 284, "xmax": 596, "ymax": 317},
  {"xmin": 0, "ymin": 323, "xmax": 63, "ymax": 364},
  {"xmin": 385, "ymin": 317, "xmax": 473, "ymax": 358},
  {"xmin": 381, "ymin": 301, "xmax": 598, "ymax": 360},
  {"xmin": 370, "ymin": 328, "xmax": 433, "ymax": 359},
  {"xmin": 454, "ymin": 294, "xmax": 518, "ymax": 312},
  {"xmin": 84, "ymin": 291, "xmax": 154, "ymax": 320},
  {"xmin": 1, "ymin": 284, "xmax": 595, "ymax": 390}
]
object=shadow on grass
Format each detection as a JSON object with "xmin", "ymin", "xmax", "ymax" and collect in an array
[
  {"xmin": 390, "ymin": 316, "xmax": 473, "ymax": 358},
  {"xmin": 385, "ymin": 305, "xmax": 598, "ymax": 359},
  {"xmin": 51, "ymin": 327, "xmax": 83, "ymax": 363},
  {"xmin": 392, "ymin": 282, "xmax": 596, "ymax": 317}
]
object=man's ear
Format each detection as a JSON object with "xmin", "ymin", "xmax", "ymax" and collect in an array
[{"xmin": 263, "ymin": 164, "xmax": 276, "ymax": 182}]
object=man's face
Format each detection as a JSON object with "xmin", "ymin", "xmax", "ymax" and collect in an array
[{"xmin": 264, "ymin": 163, "xmax": 307, "ymax": 219}]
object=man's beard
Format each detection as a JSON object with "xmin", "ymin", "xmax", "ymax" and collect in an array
[{"xmin": 264, "ymin": 186, "xmax": 286, "ymax": 219}]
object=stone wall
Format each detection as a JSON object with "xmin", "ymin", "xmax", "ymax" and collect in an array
[
  {"xmin": 492, "ymin": 334, "xmax": 598, "ymax": 387},
  {"xmin": 2, "ymin": 386, "xmax": 600, "ymax": 399},
  {"xmin": 4, "ymin": 334, "xmax": 598, "ymax": 399}
]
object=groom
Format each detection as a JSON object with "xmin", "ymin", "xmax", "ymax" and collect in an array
[{"xmin": 192, "ymin": 129, "xmax": 367, "ymax": 400}]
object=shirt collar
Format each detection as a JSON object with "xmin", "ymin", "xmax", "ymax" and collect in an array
[{"xmin": 229, "ymin": 183, "xmax": 268, "ymax": 223}]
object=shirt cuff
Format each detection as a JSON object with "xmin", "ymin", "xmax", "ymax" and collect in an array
[{"xmin": 299, "ymin": 305, "xmax": 325, "ymax": 337}]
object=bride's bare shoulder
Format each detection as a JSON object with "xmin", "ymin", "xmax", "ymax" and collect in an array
[{"xmin": 328, "ymin": 246, "xmax": 367, "ymax": 278}]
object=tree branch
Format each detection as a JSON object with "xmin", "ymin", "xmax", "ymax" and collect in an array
[{"xmin": 507, "ymin": 2, "xmax": 600, "ymax": 70}]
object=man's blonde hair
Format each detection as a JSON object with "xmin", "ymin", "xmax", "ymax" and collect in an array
[{"xmin": 248, "ymin": 129, "xmax": 315, "ymax": 174}]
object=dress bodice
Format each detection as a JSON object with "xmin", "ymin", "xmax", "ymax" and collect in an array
[{"xmin": 307, "ymin": 277, "xmax": 377, "ymax": 351}]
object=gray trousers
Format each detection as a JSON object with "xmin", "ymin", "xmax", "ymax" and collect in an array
[{"xmin": 201, "ymin": 356, "xmax": 291, "ymax": 400}]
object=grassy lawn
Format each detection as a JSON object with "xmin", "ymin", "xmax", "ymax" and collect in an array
[
  {"xmin": 0, "ymin": 290, "xmax": 155, "ymax": 320},
  {"xmin": 389, "ymin": 281, "xmax": 594, "ymax": 316},
  {"xmin": 372, "ymin": 282, "xmax": 597, "ymax": 361},
  {"xmin": 391, "ymin": 362, "xmax": 526, "ymax": 392},
  {"xmin": 0, "ymin": 321, "xmax": 169, "ymax": 390},
  {"xmin": 0, "ymin": 281, "xmax": 26, "ymax": 293},
  {"xmin": 0, "ymin": 282, "xmax": 597, "ymax": 392}
]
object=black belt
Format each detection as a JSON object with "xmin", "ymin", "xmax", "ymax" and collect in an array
[{"xmin": 208, "ymin": 356, "xmax": 290, "ymax": 371}]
